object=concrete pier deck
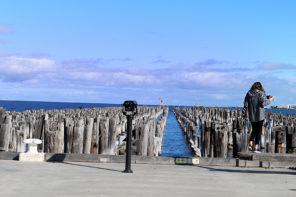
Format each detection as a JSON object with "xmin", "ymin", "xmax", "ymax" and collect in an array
[{"xmin": 1, "ymin": 160, "xmax": 296, "ymax": 197}]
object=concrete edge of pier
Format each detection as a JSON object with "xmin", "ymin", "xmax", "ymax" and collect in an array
[
  {"xmin": 237, "ymin": 152, "xmax": 296, "ymax": 169},
  {"xmin": 0, "ymin": 152, "xmax": 176, "ymax": 165},
  {"xmin": 238, "ymin": 152, "xmax": 296, "ymax": 162},
  {"xmin": 1, "ymin": 151, "xmax": 296, "ymax": 169}
]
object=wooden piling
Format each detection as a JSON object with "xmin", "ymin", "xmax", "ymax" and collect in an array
[
  {"xmin": 73, "ymin": 119, "xmax": 84, "ymax": 154},
  {"xmin": 99, "ymin": 118, "xmax": 109, "ymax": 154},
  {"xmin": 83, "ymin": 117, "xmax": 93, "ymax": 154},
  {"xmin": 0, "ymin": 115, "xmax": 12, "ymax": 151}
]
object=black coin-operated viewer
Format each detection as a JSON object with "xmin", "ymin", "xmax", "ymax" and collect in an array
[{"xmin": 122, "ymin": 100, "xmax": 138, "ymax": 173}]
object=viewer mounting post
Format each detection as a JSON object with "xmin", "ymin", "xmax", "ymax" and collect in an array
[{"xmin": 122, "ymin": 100, "xmax": 138, "ymax": 173}]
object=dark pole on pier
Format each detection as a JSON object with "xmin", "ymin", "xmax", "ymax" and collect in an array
[
  {"xmin": 122, "ymin": 101, "xmax": 137, "ymax": 173},
  {"xmin": 124, "ymin": 114, "xmax": 133, "ymax": 173}
]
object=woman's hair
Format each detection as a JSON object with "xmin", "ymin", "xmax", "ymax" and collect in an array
[{"xmin": 251, "ymin": 82, "xmax": 265, "ymax": 93}]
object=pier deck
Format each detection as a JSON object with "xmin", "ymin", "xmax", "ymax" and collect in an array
[{"xmin": 1, "ymin": 160, "xmax": 296, "ymax": 197}]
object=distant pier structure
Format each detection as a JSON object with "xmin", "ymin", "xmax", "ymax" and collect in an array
[
  {"xmin": 277, "ymin": 104, "xmax": 296, "ymax": 109},
  {"xmin": 174, "ymin": 106, "xmax": 296, "ymax": 158},
  {"xmin": 0, "ymin": 106, "xmax": 168, "ymax": 157},
  {"xmin": 1, "ymin": 104, "xmax": 296, "ymax": 161}
]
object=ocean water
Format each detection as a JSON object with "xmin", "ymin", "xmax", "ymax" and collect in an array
[
  {"xmin": 266, "ymin": 108, "xmax": 296, "ymax": 115},
  {"xmin": 0, "ymin": 100, "xmax": 122, "ymax": 112},
  {"xmin": 161, "ymin": 107, "xmax": 193, "ymax": 157}
]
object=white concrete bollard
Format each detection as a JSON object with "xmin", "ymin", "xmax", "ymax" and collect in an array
[
  {"xmin": 19, "ymin": 138, "xmax": 44, "ymax": 162},
  {"xmin": 24, "ymin": 139, "xmax": 42, "ymax": 154}
]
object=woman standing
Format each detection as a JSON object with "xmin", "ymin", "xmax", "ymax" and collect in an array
[{"xmin": 242, "ymin": 82, "xmax": 274, "ymax": 152}]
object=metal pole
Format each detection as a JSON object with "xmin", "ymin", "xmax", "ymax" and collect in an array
[{"xmin": 123, "ymin": 115, "xmax": 133, "ymax": 173}]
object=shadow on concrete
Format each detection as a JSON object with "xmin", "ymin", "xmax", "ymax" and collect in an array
[
  {"xmin": 12, "ymin": 155, "xmax": 19, "ymax": 160},
  {"xmin": 46, "ymin": 154, "xmax": 66, "ymax": 162},
  {"xmin": 198, "ymin": 166, "xmax": 296, "ymax": 175},
  {"xmin": 0, "ymin": 151, "xmax": 19, "ymax": 160},
  {"xmin": 60, "ymin": 161, "xmax": 123, "ymax": 173}
]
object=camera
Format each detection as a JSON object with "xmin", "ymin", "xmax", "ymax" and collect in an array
[
  {"xmin": 266, "ymin": 95, "xmax": 272, "ymax": 99},
  {"xmin": 122, "ymin": 100, "xmax": 138, "ymax": 116}
]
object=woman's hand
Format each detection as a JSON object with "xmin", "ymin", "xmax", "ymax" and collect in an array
[{"xmin": 269, "ymin": 96, "xmax": 274, "ymax": 102}]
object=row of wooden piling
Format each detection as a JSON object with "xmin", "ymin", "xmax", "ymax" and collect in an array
[
  {"xmin": 0, "ymin": 106, "xmax": 168, "ymax": 156},
  {"xmin": 174, "ymin": 106, "xmax": 296, "ymax": 158}
]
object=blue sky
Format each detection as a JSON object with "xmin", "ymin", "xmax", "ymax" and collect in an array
[{"xmin": 0, "ymin": 0, "xmax": 296, "ymax": 106}]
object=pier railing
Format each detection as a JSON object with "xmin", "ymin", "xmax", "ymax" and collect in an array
[
  {"xmin": 174, "ymin": 106, "xmax": 296, "ymax": 158},
  {"xmin": 0, "ymin": 106, "xmax": 168, "ymax": 156}
]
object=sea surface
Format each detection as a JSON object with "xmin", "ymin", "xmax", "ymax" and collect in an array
[
  {"xmin": 0, "ymin": 100, "xmax": 295, "ymax": 158},
  {"xmin": 0, "ymin": 100, "xmax": 122, "ymax": 112},
  {"xmin": 161, "ymin": 107, "xmax": 193, "ymax": 157}
]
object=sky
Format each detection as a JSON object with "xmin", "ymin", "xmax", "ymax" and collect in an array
[{"xmin": 0, "ymin": 0, "xmax": 296, "ymax": 106}]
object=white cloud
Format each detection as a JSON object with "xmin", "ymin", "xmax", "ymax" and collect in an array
[
  {"xmin": 183, "ymin": 72, "xmax": 248, "ymax": 90},
  {"xmin": 0, "ymin": 56, "xmax": 56, "ymax": 74},
  {"xmin": 0, "ymin": 55, "xmax": 295, "ymax": 106},
  {"xmin": 0, "ymin": 56, "xmax": 57, "ymax": 82},
  {"xmin": 112, "ymin": 72, "xmax": 157, "ymax": 85},
  {"xmin": 258, "ymin": 62, "xmax": 296, "ymax": 70},
  {"xmin": 67, "ymin": 71, "xmax": 103, "ymax": 81},
  {"xmin": 0, "ymin": 56, "xmax": 258, "ymax": 91}
]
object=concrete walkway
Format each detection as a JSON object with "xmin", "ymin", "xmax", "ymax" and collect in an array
[{"xmin": 0, "ymin": 160, "xmax": 296, "ymax": 197}]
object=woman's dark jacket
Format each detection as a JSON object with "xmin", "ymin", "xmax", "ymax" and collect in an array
[{"xmin": 242, "ymin": 89, "xmax": 270, "ymax": 122}]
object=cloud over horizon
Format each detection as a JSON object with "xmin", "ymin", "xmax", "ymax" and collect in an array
[
  {"xmin": 258, "ymin": 62, "xmax": 296, "ymax": 70},
  {"xmin": 0, "ymin": 55, "xmax": 294, "ymax": 106},
  {"xmin": 0, "ymin": 56, "xmax": 57, "ymax": 82}
]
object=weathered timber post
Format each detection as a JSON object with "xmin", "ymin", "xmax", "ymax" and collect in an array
[
  {"xmin": 73, "ymin": 119, "xmax": 84, "ymax": 154},
  {"xmin": 33, "ymin": 113, "xmax": 44, "ymax": 139},
  {"xmin": 56, "ymin": 121, "xmax": 64, "ymax": 153},
  {"xmin": 291, "ymin": 127, "xmax": 296, "ymax": 154},
  {"xmin": 83, "ymin": 117, "xmax": 93, "ymax": 154},
  {"xmin": 270, "ymin": 126, "xmax": 276, "ymax": 153},
  {"xmin": 214, "ymin": 123, "xmax": 228, "ymax": 158},
  {"xmin": 65, "ymin": 120, "xmax": 74, "ymax": 153},
  {"xmin": 147, "ymin": 119, "xmax": 155, "ymax": 156},
  {"xmin": 286, "ymin": 126, "xmax": 295, "ymax": 153},
  {"xmin": 232, "ymin": 118, "xmax": 242, "ymax": 157},
  {"xmin": 90, "ymin": 117, "xmax": 100, "ymax": 154},
  {"xmin": 227, "ymin": 123, "xmax": 233, "ymax": 157},
  {"xmin": 204, "ymin": 121, "xmax": 211, "ymax": 157},
  {"xmin": 45, "ymin": 120, "xmax": 64, "ymax": 153},
  {"xmin": 99, "ymin": 118, "xmax": 109, "ymax": 154},
  {"xmin": 260, "ymin": 122, "xmax": 266, "ymax": 152},
  {"xmin": 140, "ymin": 124, "xmax": 149, "ymax": 156},
  {"xmin": 44, "ymin": 119, "xmax": 54, "ymax": 153},
  {"xmin": 0, "ymin": 115, "xmax": 12, "ymax": 151},
  {"xmin": 200, "ymin": 119, "xmax": 205, "ymax": 157},
  {"xmin": 275, "ymin": 126, "xmax": 286, "ymax": 153},
  {"xmin": 108, "ymin": 117, "xmax": 117, "ymax": 154}
]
